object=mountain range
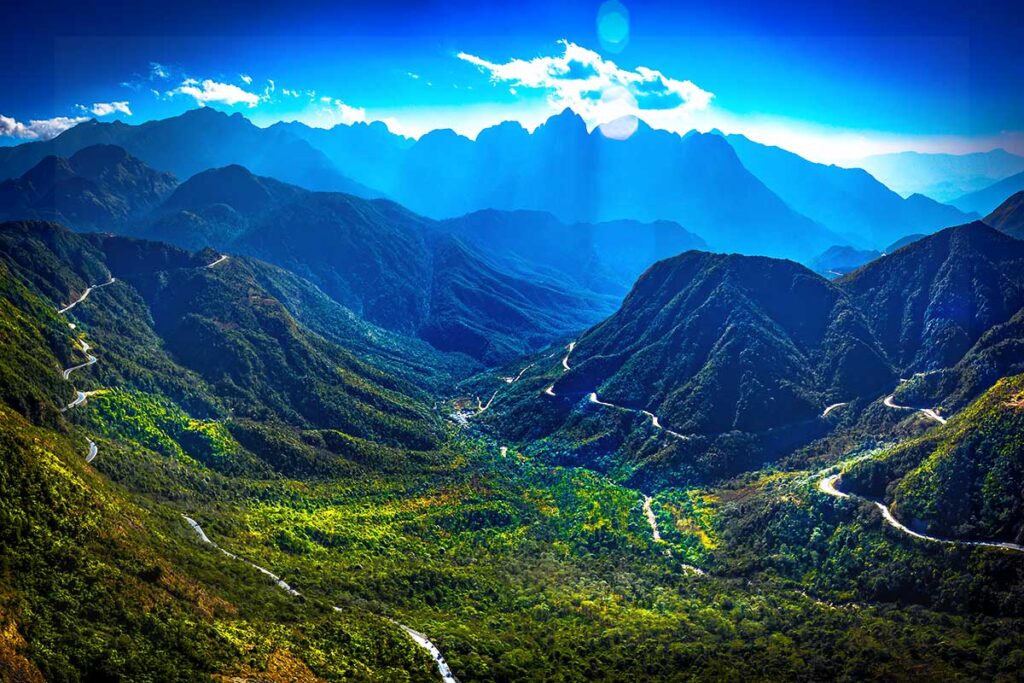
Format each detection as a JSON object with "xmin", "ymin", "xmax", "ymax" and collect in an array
[
  {"xmin": 0, "ymin": 108, "xmax": 986, "ymax": 263},
  {"xmin": 475, "ymin": 221, "xmax": 1024, "ymax": 489},
  {"xmin": 857, "ymin": 149, "xmax": 1024, "ymax": 203},
  {"xmin": 0, "ymin": 144, "xmax": 645, "ymax": 364},
  {"xmin": 837, "ymin": 221, "xmax": 1024, "ymax": 373},
  {"xmin": 553, "ymin": 251, "xmax": 892, "ymax": 434},
  {"xmin": 143, "ymin": 164, "xmax": 617, "ymax": 364},
  {"xmin": 0, "ymin": 107, "xmax": 375, "ymax": 197},
  {"xmin": 724, "ymin": 133, "xmax": 972, "ymax": 247},
  {"xmin": 954, "ymin": 170, "xmax": 1024, "ymax": 216},
  {"xmin": 3, "ymin": 135, "xmax": 1024, "ymax": 681}
]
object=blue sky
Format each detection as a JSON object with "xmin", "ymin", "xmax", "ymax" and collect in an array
[{"xmin": 1, "ymin": 0, "xmax": 1022, "ymax": 163}]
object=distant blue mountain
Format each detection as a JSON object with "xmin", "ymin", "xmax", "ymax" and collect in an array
[
  {"xmin": 953, "ymin": 170, "xmax": 1024, "ymax": 216},
  {"xmin": 724, "ymin": 134, "xmax": 972, "ymax": 248},
  {"xmin": 435, "ymin": 209, "xmax": 707, "ymax": 296},
  {"xmin": 281, "ymin": 110, "xmax": 844, "ymax": 261},
  {"xmin": 138, "ymin": 164, "xmax": 618, "ymax": 364},
  {"xmin": 809, "ymin": 245, "xmax": 882, "ymax": 278},
  {"xmin": 0, "ymin": 108, "xmax": 378, "ymax": 198},
  {"xmin": 857, "ymin": 149, "xmax": 1024, "ymax": 202},
  {"xmin": 0, "ymin": 144, "xmax": 177, "ymax": 230}
]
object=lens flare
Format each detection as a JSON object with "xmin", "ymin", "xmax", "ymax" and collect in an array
[
  {"xmin": 597, "ymin": 1, "xmax": 630, "ymax": 53},
  {"xmin": 597, "ymin": 85, "xmax": 639, "ymax": 140}
]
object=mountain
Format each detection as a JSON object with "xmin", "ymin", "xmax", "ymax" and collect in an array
[
  {"xmin": 436, "ymin": 209, "xmax": 707, "ymax": 296},
  {"xmin": 836, "ymin": 222, "xmax": 1024, "ymax": 373},
  {"xmin": 951, "ymin": 170, "xmax": 1024, "ymax": 216},
  {"xmin": 144, "ymin": 163, "xmax": 307, "ymax": 248},
  {"xmin": 857, "ymin": 149, "xmax": 1024, "ymax": 202},
  {"xmin": 138, "ymin": 165, "xmax": 615, "ymax": 363},
  {"xmin": 0, "ymin": 108, "xmax": 377, "ymax": 197},
  {"xmin": 552, "ymin": 251, "xmax": 893, "ymax": 435},
  {"xmin": 885, "ymin": 233, "xmax": 927, "ymax": 252},
  {"xmin": 810, "ymin": 245, "xmax": 881, "ymax": 277},
  {"xmin": 0, "ymin": 145, "xmax": 177, "ymax": 229},
  {"xmin": 843, "ymin": 373, "xmax": 1024, "ymax": 545},
  {"xmin": 294, "ymin": 110, "xmax": 843, "ymax": 261},
  {"xmin": 270, "ymin": 119, "xmax": 414, "ymax": 195},
  {"xmin": 0, "ymin": 219, "xmax": 486, "ymax": 679},
  {"xmin": 725, "ymin": 134, "xmax": 972, "ymax": 248},
  {"xmin": 983, "ymin": 190, "xmax": 1024, "ymax": 239},
  {"xmin": 0, "ymin": 221, "xmax": 444, "ymax": 453},
  {"xmin": 888, "ymin": 304, "xmax": 1024, "ymax": 414}
]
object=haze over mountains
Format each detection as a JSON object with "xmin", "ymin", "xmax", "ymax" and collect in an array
[
  {"xmin": 723, "ymin": 134, "xmax": 971, "ymax": 247},
  {"xmin": 0, "ymin": 108, "xmax": 374, "ymax": 197},
  {"xmin": 954, "ymin": 170, "xmax": 1024, "ymax": 216},
  {"xmin": 0, "ymin": 144, "xmax": 177, "ymax": 229},
  {"xmin": 134, "ymin": 162, "xmax": 622, "ymax": 364},
  {"xmin": 0, "ymin": 107, "xmax": 983, "ymax": 263},
  {"xmin": 858, "ymin": 149, "xmax": 1024, "ymax": 203},
  {"xmin": 0, "ymin": 147, "xmax": 639, "ymax": 364}
]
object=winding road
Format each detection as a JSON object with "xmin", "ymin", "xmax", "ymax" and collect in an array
[
  {"xmin": 57, "ymin": 277, "xmax": 115, "ymax": 314},
  {"xmin": 818, "ymin": 473, "xmax": 1024, "ymax": 553},
  {"xmin": 475, "ymin": 390, "xmax": 499, "ymax": 415},
  {"xmin": 54, "ymin": 255, "xmax": 225, "ymax": 460},
  {"xmin": 182, "ymin": 514, "xmax": 302, "ymax": 596},
  {"xmin": 640, "ymin": 495, "xmax": 707, "ymax": 574},
  {"xmin": 883, "ymin": 394, "xmax": 947, "ymax": 424},
  {"xmin": 588, "ymin": 392, "xmax": 690, "ymax": 440},
  {"xmin": 504, "ymin": 363, "xmax": 534, "ymax": 384},
  {"xmin": 56, "ymin": 276, "xmax": 116, "ymax": 461},
  {"xmin": 182, "ymin": 514, "xmax": 459, "ymax": 681},
  {"xmin": 561, "ymin": 341, "xmax": 576, "ymax": 371},
  {"xmin": 63, "ymin": 339, "xmax": 97, "ymax": 379},
  {"xmin": 821, "ymin": 402, "xmax": 847, "ymax": 417},
  {"xmin": 391, "ymin": 622, "xmax": 459, "ymax": 683},
  {"xmin": 642, "ymin": 496, "xmax": 662, "ymax": 542},
  {"xmin": 47, "ymin": 251, "xmax": 465, "ymax": 678}
]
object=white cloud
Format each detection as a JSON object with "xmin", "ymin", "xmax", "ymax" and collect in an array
[
  {"xmin": 262, "ymin": 79, "xmax": 275, "ymax": 101},
  {"xmin": 240, "ymin": 73, "xmax": 252, "ymax": 84},
  {"xmin": 81, "ymin": 101, "xmax": 133, "ymax": 117},
  {"xmin": 170, "ymin": 79, "xmax": 260, "ymax": 107},
  {"xmin": 458, "ymin": 40, "xmax": 713, "ymax": 131},
  {"xmin": 407, "ymin": 72, "xmax": 420, "ymax": 80},
  {"xmin": 0, "ymin": 114, "xmax": 89, "ymax": 140},
  {"xmin": 285, "ymin": 98, "xmax": 368, "ymax": 130},
  {"xmin": 309, "ymin": 99, "xmax": 367, "ymax": 127},
  {"xmin": 150, "ymin": 62, "xmax": 170, "ymax": 80},
  {"xmin": 331, "ymin": 99, "xmax": 366, "ymax": 124}
]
